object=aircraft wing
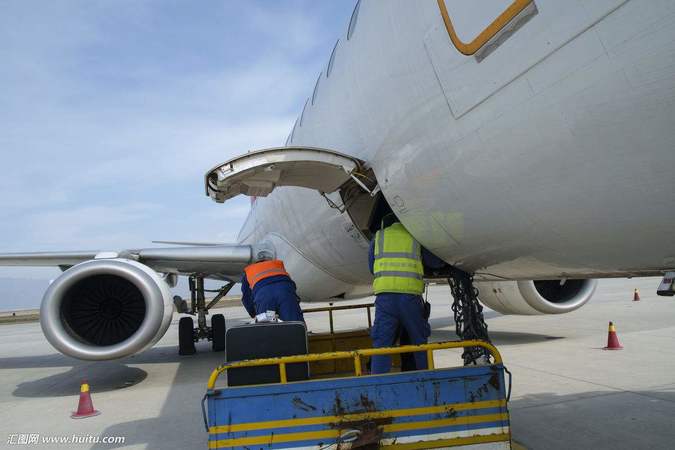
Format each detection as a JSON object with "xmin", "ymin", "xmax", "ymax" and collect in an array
[
  {"xmin": 0, "ymin": 244, "xmax": 266, "ymax": 281},
  {"xmin": 0, "ymin": 251, "xmax": 101, "ymax": 267}
]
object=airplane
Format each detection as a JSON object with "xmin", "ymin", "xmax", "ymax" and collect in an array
[{"xmin": 1, "ymin": 0, "xmax": 674, "ymax": 360}]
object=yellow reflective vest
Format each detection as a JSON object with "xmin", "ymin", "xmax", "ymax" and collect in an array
[{"xmin": 373, "ymin": 222, "xmax": 425, "ymax": 295}]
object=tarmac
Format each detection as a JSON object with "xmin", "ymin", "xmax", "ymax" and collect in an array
[{"xmin": 1, "ymin": 277, "xmax": 674, "ymax": 449}]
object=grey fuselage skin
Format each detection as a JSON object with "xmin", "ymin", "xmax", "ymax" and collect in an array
[{"xmin": 236, "ymin": 0, "xmax": 675, "ymax": 301}]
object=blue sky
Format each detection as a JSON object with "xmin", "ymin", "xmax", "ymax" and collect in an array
[{"xmin": 0, "ymin": 0, "xmax": 356, "ymax": 304}]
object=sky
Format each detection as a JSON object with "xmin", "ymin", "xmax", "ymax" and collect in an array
[{"xmin": 0, "ymin": 0, "xmax": 357, "ymax": 308}]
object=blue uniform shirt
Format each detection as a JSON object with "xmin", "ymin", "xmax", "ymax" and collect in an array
[{"xmin": 240, "ymin": 273, "xmax": 304, "ymax": 321}]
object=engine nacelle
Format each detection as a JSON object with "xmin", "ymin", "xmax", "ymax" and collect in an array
[
  {"xmin": 475, "ymin": 279, "xmax": 597, "ymax": 315},
  {"xmin": 40, "ymin": 259, "xmax": 174, "ymax": 360}
]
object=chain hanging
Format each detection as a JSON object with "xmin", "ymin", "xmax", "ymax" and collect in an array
[{"xmin": 447, "ymin": 268, "xmax": 492, "ymax": 365}]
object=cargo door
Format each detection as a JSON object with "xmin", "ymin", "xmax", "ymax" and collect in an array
[{"xmin": 205, "ymin": 146, "xmax": 367, "ymax": 203}]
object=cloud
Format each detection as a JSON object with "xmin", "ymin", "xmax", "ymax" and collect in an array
[
  {"xmin": 0, "ymin": 0, "xmax": 356, "ymax": 286},
  {"xmin": 20, "ymin": 203, "xmax": 162, "ymax": 248}
]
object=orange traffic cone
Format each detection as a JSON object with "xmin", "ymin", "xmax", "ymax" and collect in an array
[
  {"xmin": 71, "ymin": 380, "xmax": 100, "ymax": 419},
  {"xmin": 633, "ymin": 289, "xmax": 640, "ymax": 301},
  {"xmin": 603, "ymin": 321, "xmax": 623, "ymax": 350}
]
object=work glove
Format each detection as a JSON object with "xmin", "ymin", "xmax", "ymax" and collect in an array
[{"xmin": 255, "ymin": 310, "xmax": 281, "ymax": 323}]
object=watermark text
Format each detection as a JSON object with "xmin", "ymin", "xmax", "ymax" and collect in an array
[{"xmin": 7, "ymin": 434, "xmax": 125, "ymax": 446}]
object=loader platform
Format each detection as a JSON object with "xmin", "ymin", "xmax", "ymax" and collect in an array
[{"xmin": 204, "ymin": 340, "xmax": 511, "ymax": 449}]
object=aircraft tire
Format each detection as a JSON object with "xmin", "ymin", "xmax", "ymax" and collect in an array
[
  {"xmin": 211, "ymin": 314, "xmax": 226, "ymax": 352},
  {"xmin": 178, "ymin": 316, "xmax": 196, "ymax": 355}
]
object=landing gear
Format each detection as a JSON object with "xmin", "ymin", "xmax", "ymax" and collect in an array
[
  {"xmin": 211, "ymin": 314, "xmax": 226, "ymax": 351},
  {"xmin": 176, "ymin": 275, "xmax": 234, "ymax": 355},
  {"xmin": 178, "ymin": 316, "xmax": 196, "ymax": 355},
  {"xmin": 447, "ymin": 268, "xmax": 492, "ymax": 365}
]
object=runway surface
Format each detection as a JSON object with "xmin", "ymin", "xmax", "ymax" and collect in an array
[{"xmin": 1, "ymin": 277, "xmax": 674, "ymax": 449}]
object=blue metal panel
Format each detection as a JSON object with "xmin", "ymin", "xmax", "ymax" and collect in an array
[{"xmin": 207, "ymin": 364, "xmax": 510, "ymax": 449}]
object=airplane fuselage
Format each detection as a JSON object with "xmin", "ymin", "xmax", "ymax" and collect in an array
[{"xmin": 237, "ymin": 0, "xmax": 675, "ymax": 301}]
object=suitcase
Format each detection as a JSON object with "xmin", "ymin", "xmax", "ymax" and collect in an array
[{"xmin": 225, "ymin": 321, "xmax": 309, "ymax": 387}]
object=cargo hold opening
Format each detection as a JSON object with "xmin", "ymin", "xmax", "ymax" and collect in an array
[
  {"xmin": 338, "ymin": 168, "xmax": 396, "ymax": 241},
  {"xmin": 339, "ymin": 171, "xmax": 451, "ymax": 278}
]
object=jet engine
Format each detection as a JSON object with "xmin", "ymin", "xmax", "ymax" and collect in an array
[
  {"xmin": 475, "ymin": 279, "xmax": 597, "ymax": 315},
  {"xmin": 40, "ymin": 258, "xmax": 174, "ymax": 360}
]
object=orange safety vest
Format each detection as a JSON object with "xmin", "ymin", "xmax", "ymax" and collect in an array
[{"xmin": 244, "ymin": 260, "xmax": 290, "ymax": 288}]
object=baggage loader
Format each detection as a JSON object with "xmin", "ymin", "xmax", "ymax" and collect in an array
[{"xmin": 204, "ymin": 340, "xmax": 512, "ymax": 449}]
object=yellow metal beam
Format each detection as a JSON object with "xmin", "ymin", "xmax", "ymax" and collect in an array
[
  {"xmin": 209, "ymin": 414, "xmax": 509, "ymax": 447},
  {"xmin": 209, "ymin": 398, "xmax": 507, "ymax": 434},
  {"xmin": 207, "ymin": 340, "xmax": 502, "ymax": 389}
]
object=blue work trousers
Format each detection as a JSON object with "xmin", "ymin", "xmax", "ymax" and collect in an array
[
  {"xmin": 370, "ymin": 293, "xmax": 431, "ymax": 374},
  {"xmin": 254, "ymin": 280, "xmax": 304, "ymax": 322}
]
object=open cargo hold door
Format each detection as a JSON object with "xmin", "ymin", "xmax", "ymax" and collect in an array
[
  {"xmin": 206, "ymin": 146, "xmax": 390, "ymax": 240},
  {"xmin": 205, "ymin": 146, "xmax": 373, "ymax": 203}
]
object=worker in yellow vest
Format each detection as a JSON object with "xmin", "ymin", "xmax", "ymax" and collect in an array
[{"xmin": 369, "ymin": 216, "xmax": 441, "ymax": 373}]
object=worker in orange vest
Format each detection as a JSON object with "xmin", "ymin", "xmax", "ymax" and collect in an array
[{"xmin": 240, "ymin": 257, "xmax": 304, "ymax": 322}]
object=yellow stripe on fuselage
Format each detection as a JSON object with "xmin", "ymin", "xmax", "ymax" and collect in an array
[{"xmin": 209, "ymin": 398, "xmax": 506, "ymax": 434}]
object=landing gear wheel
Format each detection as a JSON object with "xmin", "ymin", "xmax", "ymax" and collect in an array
[
  {"xmin": 178, "ymin": 317, "xmax": 196, "ymax": 355},
  {"xmin": 211, "ymin": 314, "xmax": 226, "ymax": 352}
]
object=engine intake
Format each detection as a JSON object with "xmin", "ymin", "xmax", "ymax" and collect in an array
[
  {"xmin": 62, "ymin": 274, "xmax": 147, "ymax": 346},
  {"xmin": 475, "ymin": 279, "xmax": 597, "ymax": 315},
  {"xmin": 41, "ymin": 259, "xmax": 174, "ymax": 360}
]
